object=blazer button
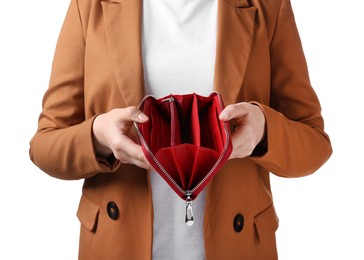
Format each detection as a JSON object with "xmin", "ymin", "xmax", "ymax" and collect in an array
[
  {"xmin": 233, "ymin": 214, "xmax": 244, "ymax": 232},
  {"xmin": 107, "ymin": 201, "xmax": 119, "ymax": 220}
]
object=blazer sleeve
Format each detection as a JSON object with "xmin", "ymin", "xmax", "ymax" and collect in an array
[
  {"xmin": 250, "ymin": 0, "xmax": 332, "ymax": 177},
  {"xmin": 29, "ymin": 0, "xmax": 121, "ymax": 180}
]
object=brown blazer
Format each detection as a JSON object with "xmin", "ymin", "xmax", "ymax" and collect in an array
[{"xmin": 30, "ymin": 0, "xmax": 332, "ymax": 258}]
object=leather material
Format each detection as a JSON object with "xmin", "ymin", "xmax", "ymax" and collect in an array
[{"xmin": 136, "ymin": 92, "xmax": 232, "ymax": 200}]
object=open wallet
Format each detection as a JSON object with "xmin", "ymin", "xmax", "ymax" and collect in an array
[{"xmin": 135, "ymin": 92, "xmax": 232, "ymax": 225}]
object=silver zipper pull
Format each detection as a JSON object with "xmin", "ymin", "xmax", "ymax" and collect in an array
[
  {"xmin": 185, "ymin": 191, "xmax": 194, "ymax": 226},
  {"xmin": 161, "ymin": 97, "xmax": 174, "ymax": 102}
]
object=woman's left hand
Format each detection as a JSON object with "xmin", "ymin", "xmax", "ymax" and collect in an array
[{"xmin": 219, "ymin": 102, "xmax": 266, "ymax": 159}]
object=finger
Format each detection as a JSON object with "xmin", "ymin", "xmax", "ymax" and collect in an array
[
  {"xmin": 129, "ymin": 157, "xmax": 151, "ymax": 170},
  {"xmin": 229, "ymin": 127, "xmax": 259, "ymax": 159},
  {"xmin": 128, "ymin": 149, "xmax": 151, "ymax": 170},
  {"xmin": 127, "ymin": 106, "xmax": 149, "ymax": 123},
  {"xmin": 117, "ymin": 106, "xmax": 149, "ymax": 124},
  {"xmin": 116, "ymin": 148, "xmax": 150, "ymax": 169},
  {"xmin": 219, "ymin": 103, "xmax": 249, "ymax": 121},
  {"xmin": 115, "ymin": 136, "xmax": 149, "ymax": 166}
]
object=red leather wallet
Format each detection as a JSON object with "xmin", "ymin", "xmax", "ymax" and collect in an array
[{"xmin": 135, "ymin": 92, "xmax": 232, "ymax": 225}]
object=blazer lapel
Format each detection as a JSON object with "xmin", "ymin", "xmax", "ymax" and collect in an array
[
  {"xmin": 101, "ymin": 0, "xmax": 256, "ymax": 107},
  {"xmin": 214, "ymin": 0, "xmax": 257, "ymax": 105},
  {"xmin": 101, "ymin": 0, "xmax": 145, "ymax": 107}
]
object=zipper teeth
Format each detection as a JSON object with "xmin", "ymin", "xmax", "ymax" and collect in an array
[
  {"xmin": 135, "ymin": 92, "xmax": 230, "ymax": 198},
  {"xmin": 190, "ymin": 135, "xmax": 229, "ymax": 194},
  {"xmin": 136, "ymin": 128, "xmax": 186, "ymax": 195}
]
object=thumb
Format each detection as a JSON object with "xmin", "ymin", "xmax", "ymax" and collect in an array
[
  {"xmin": 219, "ymin": 103, "xmax": 249, "ymax": 121},
  {"xmin": 128, "ymin": 106, "xmax": 149, "ymax": 123},
  {"xmin": 219, "ymin": 109, "xmax": 231, "ymax": 121}
]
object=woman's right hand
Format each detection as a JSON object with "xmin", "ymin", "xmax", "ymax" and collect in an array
[{"xmin": 92, "ymin": 106, "xmax": 150, "ymax": 169}]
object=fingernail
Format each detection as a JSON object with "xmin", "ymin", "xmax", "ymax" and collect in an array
[
  {"xmin": 138, "ymin": 113, "xmax": 148, "ymax": 121},
  {"xmin": 219, "ymin": 111, "xmax": 229, "ymax": 120}
]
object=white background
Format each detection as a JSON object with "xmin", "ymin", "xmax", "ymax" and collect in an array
[{"xmin": 0, "ymin": 0, "xmax": 363, "ymax": 259}]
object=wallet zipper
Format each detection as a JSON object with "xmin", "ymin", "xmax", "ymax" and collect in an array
[
  {"xmin": 136, "ymin": 93, "xmax": 230, "ymax": 226},
  {"xmin": 185, "ymin": 190, "xmax": 194, "ymax": 226}
]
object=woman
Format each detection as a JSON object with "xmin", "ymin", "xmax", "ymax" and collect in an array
[{"xmin": 30, "ymin": 0, "xmax": 332, "ymax": 258}]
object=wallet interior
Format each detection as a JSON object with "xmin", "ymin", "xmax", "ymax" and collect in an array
[{"xmin": 138, "ymin": 93, "xmax": 228, "ymax": 194}]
